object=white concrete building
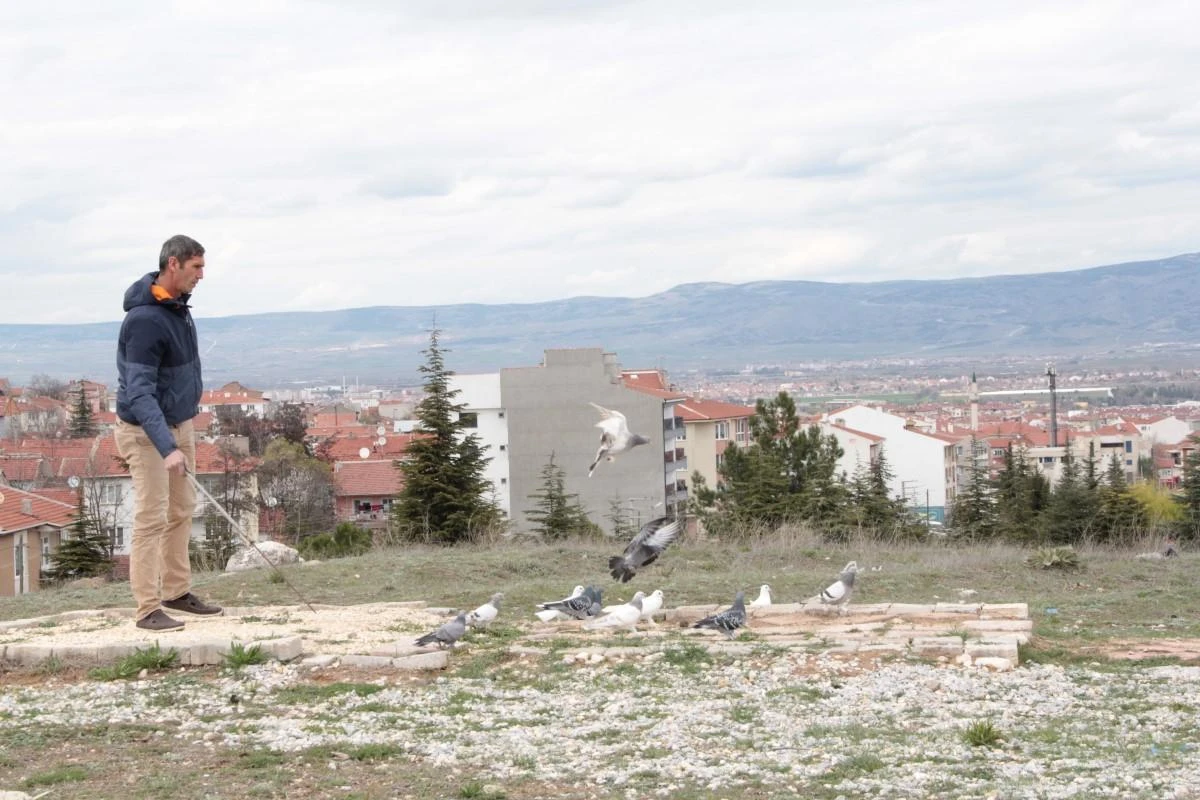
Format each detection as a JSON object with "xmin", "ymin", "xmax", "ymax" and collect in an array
[
  {"xmin": 821, "ymin": 405, "xmax": 959, "ymax": 521},
  {"xmin": 449, "ymin": 373, "xmax": 511, "ymax": 516},
  {"xmin": 819, "ymin": 421, "xmax": 884, "ymax": 483}
]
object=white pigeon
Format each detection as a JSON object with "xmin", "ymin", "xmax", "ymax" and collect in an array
[
  {"xmin": 535, "ymin": 585, "xmax": 585, "ymax": 623},
  {"xmin": 638, "ymin": 589, "xmax": 665, "ymax": 625},
  {"xmin": 587, "ymin": 402, "xmax": 650, "ymax": 477},
  {"xmin": 819, "ymin": 561, "xmax": 858, "ymax": 615},
  {"xmin": 466, "ymin": 592, "xmax": 503, "ymax": 628},
  {"xmin": 749, "ymin": 584, "xmax": 772, "ymax": 608},
  {"xmin": 584, "ymin": 592, "xmax": 644, "ymax": 634}
]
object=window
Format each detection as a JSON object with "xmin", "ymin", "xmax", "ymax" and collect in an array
[
  {"xmin": 459, "ymin": 412, "xmax": 478, "ymax": 428},
  {"xmin": 499, "ymin": 444, "xmax": 507, "ymax": 451},
  {"xmin": 714, "ymin": 421, "xmax": 729, "ymax": 440},
  {"xmin": 735, "ymin": 418, "xmax": 749, "ymax": 443},
  {"xmin": 1124, "ymin": 440, "xmax": 1132, "ymax": 453},
  {"xmin": 500, "ymin": 477, "xmax": 508, "ymax": 485},
  {"xmin": 355, "ymin": 499, "xmax": 373, "ymax": 514},
  {"xmin": 112, "ymin": 527, "xmax": 125, "ymax": 548},
  {"xmin": 716, "ymin": 452, "xmax": 725, "ymax": 469},
  {"xmin": 42, "ymin": 534, "xmax": 51, "ymax": 562},
  {"xmin": 498, "ymin": 410, "xmax": 505, "ymax": 418}
]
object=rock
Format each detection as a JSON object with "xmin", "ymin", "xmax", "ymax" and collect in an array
[{"xmin": 225, "ymin": 541, "xmax": 301, "ymax": 572}]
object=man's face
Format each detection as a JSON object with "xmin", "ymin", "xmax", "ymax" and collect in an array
[{"xmin": 168, "ymin": 255, "xmax": 205, "ymax": 294}]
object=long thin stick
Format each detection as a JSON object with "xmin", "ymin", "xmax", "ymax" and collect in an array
[{"xmin": 186, "ymin": 471, "xmax": 316, "ymax": 614}]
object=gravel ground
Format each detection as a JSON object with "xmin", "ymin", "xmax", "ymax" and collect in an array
[{"xmin": 3, "ymin": 647, "xmax": 1200, "ymax": 799}]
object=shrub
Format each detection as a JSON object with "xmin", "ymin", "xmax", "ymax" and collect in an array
[
  {"xmin": 1027, "ymin": 545, "xmax": 1080, "ymax": 571},
  {"xmin": 298, "ymin": 523, "xmax": 373, "ymax": 560}
]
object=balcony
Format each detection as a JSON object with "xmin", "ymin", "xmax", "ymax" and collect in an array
[{"xmin": 663, "ymin": 448, "xmax": 687, "ymax": 473}]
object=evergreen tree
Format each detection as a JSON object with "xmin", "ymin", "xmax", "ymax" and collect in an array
[
  {"xmin": 845, "ymin": 448, "xmax": 907, "ymax": 534},
  {"xmin": 994, "ymin": 444, "xmax": 1043, "ymax": 542},
  {"xmin": 1040, "ymin": 448, "xmax": 1099, "ymax": 544},
  {"xmin": 607, "ymin": 494, "xmax": 638, "ymax": 541},
  {"xmin": 1082, "ymin": 440, "xmax": 1101, "ymax": 491},
  {"xmin": 1176, "ymin": 437, "xmax": 1200, "ymax": 540},
  {"xmin": 48, "ymin": 495, "xmax": 111, "ymax": 581},
  {"xmin": 950, "ymin": 437, "xmax": 997, "ymax": 540},
  {"xmin": 1093, "ymin": 453, "xmax": 1145, "ymax": 542},
  {"xmin": 67, "ymin": 385, "xmax": 97, "ymax": 438},
  {"xmin": 393, "ymin": 329, "xmax": 501, "ymax": 544},
  {"xmin": 525, "ymin": 452, "xmax": 593, "ymax": 540}
]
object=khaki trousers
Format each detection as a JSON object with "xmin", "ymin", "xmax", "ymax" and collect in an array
[{"xmin": 115, "ymin": 418, "xmax": 197, "ymax": 621}]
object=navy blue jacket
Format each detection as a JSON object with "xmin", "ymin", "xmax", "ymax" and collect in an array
[{"xmin": 116, "ymin": 272, "xmax": 203, "ymax": 457}]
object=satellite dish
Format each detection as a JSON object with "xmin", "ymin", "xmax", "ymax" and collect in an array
[
  {"xmin": 67, "ymin": 476, "xmax": 80, "ymax": 489},
  {"xmin": 266, "ymin": 497, "xmax": 278, "ymax": 508},
  {"xmin": 376, "ymin": 424, "xmax": 386, "ymax": 437},
  {"xmin": 376, "ymin": 437, "xmax": 387, "ymax": 447},
  {"xmin": 358, "ymin": 447, "xmax": 371, "ymax": 460}
]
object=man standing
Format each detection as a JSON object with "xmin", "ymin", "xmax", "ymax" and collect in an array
[{"xmin": 115, "ymin": 234, "xmax": 222, "ymax": 630}]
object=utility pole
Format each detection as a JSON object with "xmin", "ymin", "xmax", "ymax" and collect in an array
[{"xmin": 1046, "ymin": 363, "xmax": 1058, "ymax": 447}]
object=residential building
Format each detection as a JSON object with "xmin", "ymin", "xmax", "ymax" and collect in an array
[
  {"xmin": 675, "ymin": 398, "xmax": 754, "ymax": 491},
  {"xmin": 819, "ymin": 421, "xmax": 885, "ymax": 482},
  {"xmin": 199, "ymin": 381, "xmax": 268, "ymax": 417},
  {"xmin": 333, "ymin": 460, "xmax": 403, "ymax": 528},
  {"xmin": 449, "ymin": 373, "xmax": 511, "ymax": 516},
  {"xmin": 0, "ymin": 485, "xmax": 76, "ymax": 596}
]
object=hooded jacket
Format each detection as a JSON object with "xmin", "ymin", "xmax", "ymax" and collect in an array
[{"xmin": 116, "ymin": 272, "xmax": 203, "ymax": 458}]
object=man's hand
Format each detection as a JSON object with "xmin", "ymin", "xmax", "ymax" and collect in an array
[{"xmin": 164, "ymin": 449, "xmax": 188, "ymax": 476}]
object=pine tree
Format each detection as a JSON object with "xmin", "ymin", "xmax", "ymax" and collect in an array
[
  {"xmin": 994, "ymin": 444, "xmax": 1043, "ymax": 542},
  {"xmin": 526, "ymin": 452, "xmax": 593, "ymax": 540},
  {"xmin": 950, "ymin": 437, "xmax": 997, "ymax": 540},
  {"xmin": 1093, "ymin": 452, "xmax": 1145, "ymax": 542},
  {"xmin": 68, "ymin": 384, "xmax": 97, "ymax": 438},
  {"xmin": 606, "ymin": 494, "xmax": 638, "ymax": 541},
  {"xmin": 1176, "ymin": 437, "xmax": 1200, "ymax": 540},
  {"xmin": 48, "ymin": 495, "xmax": 111, "ymax": 581},
  {"xmin": 393, "ymin": 329, "xmax": 501, "ymax": 544},
  {"xmin": 1040, "ymin": 448, "xmax": 1099, "ymax": 544}
]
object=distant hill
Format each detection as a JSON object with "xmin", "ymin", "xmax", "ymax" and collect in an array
[{"xmin": 2, "ymin": 253, "xmax": 1197, "ymax": 386}]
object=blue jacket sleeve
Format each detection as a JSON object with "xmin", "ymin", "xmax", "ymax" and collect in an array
[{"xmin": 122, "ymin": 317, "xmax": 178, "ymax": 458}]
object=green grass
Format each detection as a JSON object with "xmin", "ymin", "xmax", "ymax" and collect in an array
[
  {"xmin": 963, "ymin": 719, "xmax": 1003, "ymax": 747},
  {"xmin": 273, "ymin": 682, "xmax": 384, "ymax": 704},
  {"xmin": 88, "ymin": 642, "xmax": 180, "ymax": 681},
  {"xmin": 23, "ymin": 764, "xmax": 89, "ymax": 787},
  {"xmin": 223, "ymin": 642, "xmax": 270, "ymax": 669}
]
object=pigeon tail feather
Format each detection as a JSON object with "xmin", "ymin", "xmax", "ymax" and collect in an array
[{"xmin": 608, "ymin": 556, "xmax": 635, "ymax": 583}]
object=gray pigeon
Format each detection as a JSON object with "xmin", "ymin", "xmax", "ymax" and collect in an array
[
  {"xmin": 692, "ymin": 591, "xmax": 747, "ymax": 639},
  {"xmin": 414, "ymin": 613, "xmax": 467, "ymax": 649},
  {"xmin": 819, "ymin": 561, "xmax": 858, "ymax": 614},
  {"xmin": 539, "ymin": 585, "xmax": 602, "ymax": 620},
  {"xmin": 587, "ymin": 403, "xmax": 650, "ymax": 477},
  {"xmin": 609, "ymin": 516, "xmax": 680, "ymax": 583}
]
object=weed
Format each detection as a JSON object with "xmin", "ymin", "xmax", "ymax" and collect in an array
[
  {"xmin": 662, "ymin": 642, "xmax": 712, "ymax": 673},
  {"xmin": 730, "ymin": 704, "xmax": 759, "ymax": 725},
  {"xmin": 88, "ymin": 642, "xmax": 179, "ymax": 681},
  {"xmin": 36, "ymin": 654, "xmax": 66, "ymax": 676},
  {"xmin": 23, "ymin": 764, "xmax": 88, "ymax": 787},
  {"xmin": 273, "ymin": 683, "xmax": 384, "ymax": 704},
  {"xmin": 224, "ymin": 642, "xmax": 270, "ymax": 669},
  {"xmin": 964, "ymin": 719, "xmax": 1003, "ymax": 747},
  {"xmin": 826, "ymin": 753, "xmax": 884, "ymax": 780}
]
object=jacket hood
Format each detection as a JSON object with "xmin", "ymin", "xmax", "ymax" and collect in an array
[{"xmin": 124, "ymin": 272, "xmax": 191, "ymax": 312}]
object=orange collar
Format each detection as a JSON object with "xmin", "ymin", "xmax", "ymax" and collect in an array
[{"xmin": 151, "ymin": 284, "xmax": 174, "ymax": 302}]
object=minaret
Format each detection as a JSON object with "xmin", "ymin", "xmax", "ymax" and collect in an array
[{"xmin": 969, "ymin": 371, "xmax": 979, "ymax": 432}]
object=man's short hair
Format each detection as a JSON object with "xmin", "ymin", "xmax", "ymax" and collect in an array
[{"xmin": 159, "ymin": 235, "xmax": 205, "ymax": 272}]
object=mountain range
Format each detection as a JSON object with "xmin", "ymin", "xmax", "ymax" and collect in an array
[{"xmin": 2, "ymin": 253, "xmax": 1197, "ymax": 387}]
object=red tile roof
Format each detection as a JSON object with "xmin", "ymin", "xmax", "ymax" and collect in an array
[
  {"xmin": 28, "ymin": 487, "xmax": 81, "ymax": 506},
  {"xmin": 621, "ymin": 370, "xmax": 671, "ymax": 391},
  {"xmin": 316, "ymin": 433, "xmax": 419, "ymax": 463},
  {"xmin": 0, "ymin": 454, "xmax": 47, "ymax": 482},
  {"xmin": 334, "ymin": 460, "xmax": 403, "ymax": 497},
  {"xmin": 0, "ymin": 485, "xmax": 76, "ymax": 533},
  {"xmin": 201, "ymin": 382, "xmax": 265, "ymax": 406},
  {"xmin": 676, "ymin": 399, "xmax": 756, "ymax": 422}
]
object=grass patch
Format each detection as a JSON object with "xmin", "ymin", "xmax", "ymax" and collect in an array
[
  {"xmin": 662, "ymin": 642, "xmax": 712, "ymax": 673},
  {"xmin": 88, "ymin": 642, "xmax": 180, "ymax": 681},
  {"xmin": 273, "ymin": 683, "xmax": 384, "ymax": 704},
  {"xmin": 963, "ymin": 719, "xmax": 1003, "ymax": 747},
  {"xmin": 23, "ymin": 764, "xmax": 89, "ymax": 787},
  {"xmin": 826, "ymin": 753, "xmax": 885, "ymax": 781}
]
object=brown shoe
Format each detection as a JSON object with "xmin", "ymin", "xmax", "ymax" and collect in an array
[
  {"xmin": 136, "ymin": 609, "xmax": 185, "ymax": 631},
  {"xmin": 163, "ymin": 592, "xmax": 224, "ymax": 617}
]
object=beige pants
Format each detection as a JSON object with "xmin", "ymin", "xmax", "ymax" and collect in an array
[{"xmin": 115, "ymin": 418, "xmax": 196, "ymax": 621}]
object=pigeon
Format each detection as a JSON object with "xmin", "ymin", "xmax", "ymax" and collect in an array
[
  {"xmin": 608, "ymin": 516, "xmax": 680, "ymax": 583},
  {"xmin": 466, "ymin": 592, "xmax": 504, "ymax": 628},
  {"xmin": 414, "ymin": 613, "xmax": 467, "ymax": 649},
  {"xmin": 584, "ymin": 592, "xmax": 644, "ymax": 633},
  {"xmin": 638, "ymin": 589, "xmax": 665, "ymax": 625},
  {"xmin": 692, "ymin": 591, "xmax": 747, "ymax": 639},
  {"xmin": 587, "ymin": 402, "xmax": 650, "ymax": 477},
  {"xmin": 819, "ymin": 561, "xmax": 858, "ymax": 615},
  {"xmin": 535, "ymin": 585, "xmax": 585, "ymax": 623},
  {"xmin": 748, "ymin": 584, "xmax": 772, "ymax": 608},
  {"xmin": 539, "ymin": 585, "xmax": 602, "ymax": 621}
]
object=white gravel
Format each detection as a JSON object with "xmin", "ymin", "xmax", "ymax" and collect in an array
[{"xmin": 3, "ymin": 649, "xmax": 1199, "ymax": 798}]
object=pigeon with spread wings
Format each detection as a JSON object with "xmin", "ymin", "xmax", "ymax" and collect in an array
[
  {"xmin": 609, "ymin": 516, "xmax": 680, "ymax": 583},
  {"xmin": 587, "ymin": 402, "xmax": 650, "ymax": 477}
]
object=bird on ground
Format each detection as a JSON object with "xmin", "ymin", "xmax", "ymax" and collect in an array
[
  {"xmin": 819, "ymin": 561, "xmax": 858, "ymax": 615},
  {"xmin": 538, "ymin": 585, "xmax": 602, "ymax": 621},
  {"xmin": 608, "ymin": 516, "xmax": 680, "ymax": 583},
  {"xmin": 587, "ymin": 402, "xmax": 650, "ymax": 477},
  {"xmin": 535, "ymin": 585, "xmax": 585, "ymax": 623},
  {"xmin": 584, "ymin": 592, "xmax": 644, "ymax": 634},
  {"xmin": 466, "ymin": 592, "xmax": 504, "ymax": 628},
  {"xmin": 638, "ymin": 589, "xmax": 665, "ymax": 625},
  {"xmin": 748, "ymin": 584, "xmax": 772, "ymax": 608},
  {"xmin": 692, "ymin": 590, "xmax": 747, "ymax": 640},
  {"xmin": 414, "ymin": 613, "xmax": 468, "ymax": 649}
]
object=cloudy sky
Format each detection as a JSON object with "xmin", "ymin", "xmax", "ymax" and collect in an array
[{"xmin": 2, "ymin": 1, "xmax": 1198, "ymax": 324}]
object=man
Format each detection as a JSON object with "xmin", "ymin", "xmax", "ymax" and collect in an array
[{"xmin": 115, "ymin": 234, "xmax": 222, "ymax": 631}]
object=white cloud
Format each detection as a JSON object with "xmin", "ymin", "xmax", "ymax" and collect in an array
[{"xmin": 1, "ymin": 1, "xmax": 1198, "ymax": 323}]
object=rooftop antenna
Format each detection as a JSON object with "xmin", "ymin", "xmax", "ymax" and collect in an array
[{"xmin": 1046, "ymin": 363, "xmax": 1058, "ymax": 447}]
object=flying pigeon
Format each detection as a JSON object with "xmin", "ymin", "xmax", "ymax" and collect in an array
[
  {"xmin": 748, "ymin": 584, "xmax": 772, "ymax": 608},
  {"xmin": 538, "ymin": 585, "xmax": 602, "ymax": 620},
  {"xmin": 466, "ymin": 592, "xmax": 504, "ymax": 628},
  {"xmin": 535, "ymin": 585, "xmax": 585, "ymax": 622},
  {"xmin": 819, "ymin": 561, "xmax": 858, "ymax": 614},
  {"xmin": 609, "ymin": 516, "xmax": 680, "ymax": 583},
  {"xmin": 587, "ymin": 402, "xmax": 650, "ymax": 477},
  {"xmin": 584, "ymin": 592, "xmax": 644, "ymax": 633},
  {"xmin": 414, "ymin": 613, "xmax": 467, "ymax": 649},
  {"xmin": 692, "ymin": 590, "xmax": 747, "ymax": 639}
]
